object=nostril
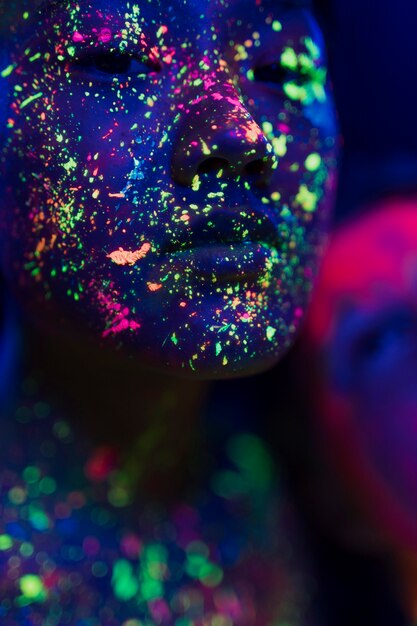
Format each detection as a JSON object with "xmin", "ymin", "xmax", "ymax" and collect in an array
[
  {"xmin": 243, "ymin": 158, "xmax": 266, "ymax": 177},
  {"xmin": 197, "ymin": 157, "xmax": 229, "ymax": 175}
]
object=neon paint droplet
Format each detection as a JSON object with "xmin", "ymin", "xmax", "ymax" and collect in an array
[
  {"xmin": 304, "ymin": 153, "xmax": 322, "ymax": 171},
  {"xmin": 19, "ymin": 574, "xmax": 47, "ymax": 601},
  {"xmin": 0, "ymin": 534, "xmax": 13, "ymax": 550}
]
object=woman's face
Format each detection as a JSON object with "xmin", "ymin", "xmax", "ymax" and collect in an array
[
  {"xmin": 0, "ymin": 0, "xmax": 338, "ymax": 376},
  {"xmin": 305, "ymin": 201, "xmax": 417, "ymax": 548}
]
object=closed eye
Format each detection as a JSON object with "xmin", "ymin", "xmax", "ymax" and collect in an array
[
  {"xmin": 72, "ymin": 51, "xmax": 161, "ymax": 79},
  {"xmin": 253, "ymin": 62, "xmax": 309, "ymax": 85}
]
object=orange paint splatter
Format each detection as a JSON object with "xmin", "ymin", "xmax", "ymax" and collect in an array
[
  {"xmin": 147, "ymin": 282, "xmax": 162, "ymax": 292},
  {"xmin": 35, "ymin": 238, "xmax": 46, "ymax": 255},
  {"xmin": 107, "ymin": 243, "xmax": 151, "ymax": 266},
  {"xmin": 35, "ymin": 234, "xmax": 57, "ymax": 256}
]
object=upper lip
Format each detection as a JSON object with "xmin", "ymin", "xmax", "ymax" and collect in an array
[{"xmin": 160, "ymin": 205, "xmax": 281, "ymax": 254}]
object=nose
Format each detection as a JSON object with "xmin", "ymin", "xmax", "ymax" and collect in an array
[{"xmin": 171, "ymin": 82, "xmax": 276, "ymax": 187}]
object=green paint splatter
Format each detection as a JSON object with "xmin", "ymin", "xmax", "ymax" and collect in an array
[
  {"xmin": 266, "ymin": 326, "xmax": 276, "ymax": 341},
  {"xmin": 295, "ymin": 184, "xmax": 318, "ymax": 212},
  {"xmin": 304, "ymin": 153, "xmax": 321, "ymax": 171},
  {"xmin": 1, "ymin": 64, "xmax": 15, "ymax": 78},
  {"xmin": 19, "ymin": 92, "xmax": 43, "ymax": 109},
  {"xmin": 19, "ymin": 574, "xmax": 47, "ymax": 602},
  {"xmin": 0, "ymin": 534, "xmax": 13, "ymax": 550}
]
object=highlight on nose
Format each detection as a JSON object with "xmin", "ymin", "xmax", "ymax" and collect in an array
[{"xmin": 171, "ymin": 111, "xmax": 276, "ymax": 187}]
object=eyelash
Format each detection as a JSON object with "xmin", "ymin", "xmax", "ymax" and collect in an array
[
  {"xmin": 71, "ymin": 51, "xmax": 161, "ymax": 79},
  {"xmin": 67, "ymin": 49, "xmax": 316, "ymax": 90},
  {"xmin": 252, "ymin": 62, "xmax": 312, "ymax": 85}
]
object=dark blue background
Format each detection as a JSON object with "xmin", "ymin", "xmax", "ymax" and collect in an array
[{"xmin": 316, "ymin": 0, "xmax": 417, "ymax": 218}]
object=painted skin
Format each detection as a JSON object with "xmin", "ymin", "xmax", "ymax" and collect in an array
[
  {"xmin": 0, "ymin": 0, "xmax": 339, "ymax": 377},
  {"xmin": 0, "ymin": 2, "xmax": 338, "ymax": 621}
]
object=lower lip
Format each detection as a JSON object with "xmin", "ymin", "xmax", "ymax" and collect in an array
[{"xmin": 161, "ymin": 242, "xmax": 276, "ymax": 283}]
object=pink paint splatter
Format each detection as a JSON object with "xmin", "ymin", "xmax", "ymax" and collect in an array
[
  {"xmin": 84, "ymin": 446, "xmax": 119, "ymax": 481},
  {"xmin": 98, "ymin": 28, "xmax": 112, "ymax": 43},
  {"xmin": 97, "ymin": 291, "xmax": 141, "ymax": 338}
]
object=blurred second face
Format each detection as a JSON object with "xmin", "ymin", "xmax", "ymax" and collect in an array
[{"xmin": 304, "ymin": 197, "xmax": 417, "ymax": 549}]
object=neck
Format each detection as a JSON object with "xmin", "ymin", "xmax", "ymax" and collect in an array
[{"xmin": 18, "ymin": 321, "xmax": 210, "ymax": 501}]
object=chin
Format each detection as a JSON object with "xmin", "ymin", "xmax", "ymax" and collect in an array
[
  {"xmin": 16, "ymin": 300, "xmax": 293, "ymax": 380},
  {"xmin": 88, "ymin": 303, "xmax": 299, "ymax": 379},
  {"xmin": 92, "ymin": 337, "xmax": 287, "ymax": 380},
  {"xmin": 9, "ymin": 263, "xmax": 305, "ymax": 379}
]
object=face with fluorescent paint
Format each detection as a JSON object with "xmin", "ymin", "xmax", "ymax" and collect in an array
[{"xmin": 0, "ymin": 0, "xmax": 338, "ymax": 377}]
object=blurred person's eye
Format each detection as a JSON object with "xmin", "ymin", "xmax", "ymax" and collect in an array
[
  {"xmin": 353, "ymin": 311, "xmax": 417, "ymax": 364},
  {"xmin": 328, "ymin": 308, "xmax": 417, "ymax": 391},
  {"xmin": 71, "ymin": 51, "xmax": 161, "ymax": 80}
]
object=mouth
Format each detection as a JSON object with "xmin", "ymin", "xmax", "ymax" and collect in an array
[
  {"xmin": 160, "ymin": 205, "xmax": 282, "ymax": 254},
  {"xmin": 157, "ymin": 205, "xmax": 282, "ymax": 283},
  {"xmin": 163, "ymin": 242, "xmax": 277, "ymax": 283}
]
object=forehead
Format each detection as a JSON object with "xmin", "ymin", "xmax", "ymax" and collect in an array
[
  {"xmin": 34, "ymin": 0, "xmax": 311, "ymax": 11},
  {"xmin": 2, "ymin": 0, "xmax": 311, "ymax": 33},
  {"xmin": 1, "ymin": 0, "xmax": 315, "ymax": 54}
]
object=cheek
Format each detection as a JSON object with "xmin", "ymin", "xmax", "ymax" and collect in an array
[
  {"xmin": 244, "ymin": 82, "xmax": 338, "ymax": 206},
  {"xmin": 266, "ymin": 114, "xmax": 337, "ymax": 287},
  {"xmin": 4, "ymin": 76, "xmax": 167, "ymax": 252}
]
